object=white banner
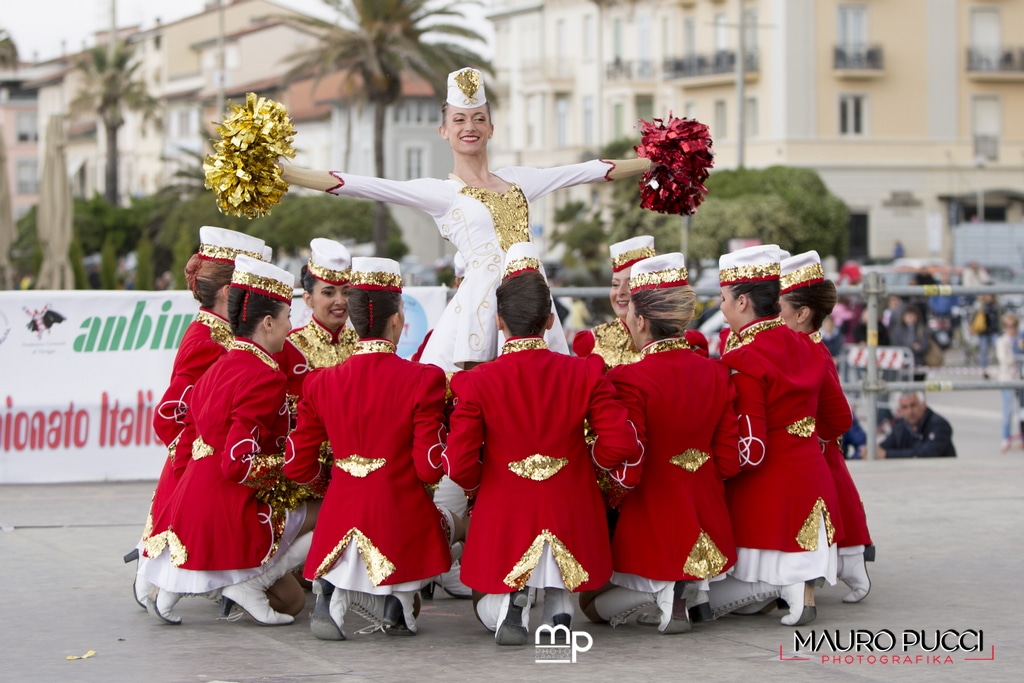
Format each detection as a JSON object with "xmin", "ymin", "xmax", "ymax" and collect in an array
[{"xmin": 0, "ymin": 287, "xmax": 448, "ymax": 484}]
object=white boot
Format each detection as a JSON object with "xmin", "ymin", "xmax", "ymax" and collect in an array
[
  {"xmin": 494, "ymin": 589, "xmax": 531, "ymax": 646},
  {"xmin": 838, "ymin": 551, "xmax": 871, "ymax": 603},
  {"xmin": 541, "ymin": 588, "xmax": 574, "ymax": 628},
  {"xmin": 329, "ymin": 589, "xmax": 390, "ymax": 636},
  {"xmin": 780, "ymin": 581, "xmax": 817, "ymax": 626},
  {"xmin": 592, "ymin": 586, "xmax": 656, "ymax": 627},
  {"xmin": 147, "ymin": 588, "xmax": 184, "ymax": 625},
  {"xmin": 134, "ymin": 562, "xmax": 152, "ymax": 611},
  {"xmin": 221, "ymin": 532, "xmax": 313, "ymax": 626},
  {"xmin": 385, "ymin": 590, "xmax": 419, "ymax": 636},
  {"xmin": 656, "ymin": 581, "xmax": 698, "ymax": 634},
  {"xmin": 434, "ymin": 541, "xmax": 472, "ymax": 599},
  {"xmin": 707, "ymin": 576, "xmax": 781, "ymax": 620},
  {"xmin": 310, "ymin": 579, "xmax": 344, "ymax": 641}
]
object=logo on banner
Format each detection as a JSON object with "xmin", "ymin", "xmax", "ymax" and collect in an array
[
  {"xmin": 24, "ymin": 305, "xmax": 65, "ymax": 339},
  {"xmin": 0, "ymin": 309, "xmax": 10, "ymax": 347}
]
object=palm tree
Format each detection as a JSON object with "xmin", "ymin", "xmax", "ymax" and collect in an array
[
  {"xmin": 285, "ymin": 0, "xmax": 490, "ymax": 256},
  {"xmin": 0, "ymin": 28, "xmax": 18, "ymax": 69},
  {"xmin": 70, "ymin": 41, "xmax": 159, "ymax": 206}
]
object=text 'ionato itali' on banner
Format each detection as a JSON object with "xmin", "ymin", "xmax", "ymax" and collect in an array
[{"xmin": 1, "ymin": 391, "xmax": 159, "ymax": 452}]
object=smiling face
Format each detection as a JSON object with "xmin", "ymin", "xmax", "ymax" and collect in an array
[
  {"xmin": 439, "ymin": 105, "xmax": 493, "ymax": 155},
  {"xmin": 304, "ymin": 280, "xmax": 349, "ymax": 332},
  {"xmin": 610, "ymin": 266, "xmax": 632, "ymax": 319}
]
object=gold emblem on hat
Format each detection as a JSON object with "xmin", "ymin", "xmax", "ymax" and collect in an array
[{"xmin": 454, "ymin": 69, "xmax": 481, "ymax": 105}]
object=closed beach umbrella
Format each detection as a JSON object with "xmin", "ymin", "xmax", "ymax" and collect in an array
[
  {"xmin": 36, "ymin": 115, "xmax": 74, "ymax": 290},
  {"xmin": 0, "ymin": 125, "xmax": 15, "ymax": 289}
]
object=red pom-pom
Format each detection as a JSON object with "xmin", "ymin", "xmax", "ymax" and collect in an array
[
  {"xmin": 573, "ymin": 330, "xmax": 596, "ymax": 357},
  {"xmin": 635, "ymin": 114, "xmax": 714, "ymax": 215}
]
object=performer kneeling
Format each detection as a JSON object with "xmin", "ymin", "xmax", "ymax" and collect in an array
[
  {"xmin": 580, "ymin": 253, "xmax": 739, "ymax": 634},
  {"xmin": 284, "ymin": 257, "xmax": 451, "ymax": 639},
  {"xmin": 143, "ymin": 255, "xmax": 318, "ymax": 626},
  {"xmin": 444, "ymin": 243, "xmax": 642, "ymax": 646}
]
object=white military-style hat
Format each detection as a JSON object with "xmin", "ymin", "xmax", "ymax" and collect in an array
[
  {"xmin": 503, "ymin": 241, "xmax": 543, "ymax": 280},
  {"xmin": 231, "ymin": 254, "xmax": 295, "ymax": 302},
  {"xmin": 609, "ymin": 235, "xmax": 656, "ymax": 273},
  {"xmin": 629, "ymin": 253, "xmax": 689, "ymax": 292},
  {"xmin": 307, "ymin": 238, "xmax": 352, "ymax": 286},
  {"xmin": 446, "ymin": 67, "xmax": 487, "ymax": 109},
  {"xmin": 261, "ymin": 245, "xmax": 274, "ymax": 262},
  {"xmin": 719, "ymin": 244, "xmax": 783, "ymax": 286},
  {"xmin": 780, "ymin": 250, "xmax": 825, "ymax": 294},
  {"xmin": 198, "ymin": 226, "xmax": 267, "ymax": 263},
  {"xmin": 349, "ymin": 257, "xmax": 403, "ymax": 293}
]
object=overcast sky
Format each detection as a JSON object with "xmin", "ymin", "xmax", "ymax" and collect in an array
[{"xmin": 3, "ymin": 0, "xmax": 493, "ymax": 63}]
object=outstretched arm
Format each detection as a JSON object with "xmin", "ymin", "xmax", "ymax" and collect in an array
[
  {"xmin": 604, "ymin": 157, "xmax": 654, "ymax": 181},
  {"xmin": 279, "ymin": 162, "xmax": 451, "ymax": 217},
  {"xmin": 280, "ymin": 165, "xmax": 341, "ymax": 193}
]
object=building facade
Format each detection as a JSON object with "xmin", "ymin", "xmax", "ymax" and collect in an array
[{"xmin": 489, "ymin": 0, "xmax": 1024, "ymax": 263}]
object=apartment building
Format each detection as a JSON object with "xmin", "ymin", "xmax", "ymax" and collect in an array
[{"xmin": 489, "ymin": 0, "xmax": 1024, "ymax": 262}]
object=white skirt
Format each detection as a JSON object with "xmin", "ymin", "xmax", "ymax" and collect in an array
[
  {"xmin": 321, "ymin": 542, "xmax": 432, "ymax": 595},
  {"xmin": 142, "ymin": 505, "xmax": 307, "ymax": 595},
  {"xmin": 524, "ymin": 541, "xmax": 568, "ymax": 590},
  {"xmin": 729, "ymin": 514, "xmax": 837, "ymax": 586},
  {"xmin": 611, "ymin": 572, "xmax": 714, "ymax": 594}
]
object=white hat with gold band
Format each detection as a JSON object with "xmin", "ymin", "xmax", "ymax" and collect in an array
[
  {"xmin": 446, "ymin": 68, "xmax": 487, "ymax": 109},
  {"xmin": 198, "ymin": 226, "xmax": 267, "ymax": 264},
  {"xmin": 503, "ymin": 241, "xmax": 543, "ymax": 280},
  {"xmin": 308, "ymin": 238, "xmax": 352, "ymax": 286},
  {"xmin": 718, "ymin": 244, "xmax": 783, "ymax": 286},
  {"xmin": 780, "ymin": 250, "xmax": 825, "ymax": 294},
  {"xmin": 629, "ymin": 253, "xmax": 689, "ymax": 292},
  {"xmin": 610, "ymin": 235, "xmax": 656, "ymax": 273},
  {"xmin": 350, "ymin": 257, "xmax": 403, "ymax": 293},
  {"xmin": 231, "ymin": 254, "xmax": 294, "ymax": 302}
]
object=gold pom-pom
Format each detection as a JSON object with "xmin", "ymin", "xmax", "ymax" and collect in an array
[{"xmin": 204, "ymin": 92, "xmax": 296, "ymax": 219}]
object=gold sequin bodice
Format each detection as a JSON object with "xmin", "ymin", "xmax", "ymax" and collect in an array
[{"xmin": 459, "ymin": 184, "xmax": 530, "ymax": 252}]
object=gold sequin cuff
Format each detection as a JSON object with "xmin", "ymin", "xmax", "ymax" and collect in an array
[
  {"xmin": 349, "ymin": 271, "xmax": 402, "ymax": 292},
  {"xmin": 503, "ymin": 257, "xmax": 541, "ymax": 279},
  {"xmin": 612, "ymin": 246, "xmax": 656, "ymax": 272},
  {"xmin": 508, "ymin": 454, "xmax": 568, "ymax": 481},
  {"xmin": 308, "ymin": 259, "xmax": 351, "ymax": 285},
  {"xmin": 192, "ymin": 436, "xmax": 214, "ymax": 460},
  {"xmin": 630, "ymin": 267, "xmax": 689, "ymax": 291},
  {"xmin": 719, "ymin": 263, "xmax": 781, "ymax": 285},
  {"xmin": 780, "ymin": 263, "xmax": 825, "ymax": 294},
  {"xmin": 231, "ymin": 269, "xmax": 293, "ymax": 302},
  {"xmin": 786, "ymin": 416, "xmax": 816, "ymax": 438},
  {"xmin": 502, "ymin": 338, "xmax": 548, "ymax": 354},
  {"xmin": 199, "ymin": 244, "xmax": 264, "ymax": 263}
]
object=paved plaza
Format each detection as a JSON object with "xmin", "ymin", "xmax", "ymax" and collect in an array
[{"xmin": 1, "ymin": 380, "xmax": 1021, "ymax": 683}]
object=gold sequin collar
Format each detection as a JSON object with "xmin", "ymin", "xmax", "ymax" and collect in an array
[
  {"xmin": 502, "ymin": 337, "xmax": 548, "ymax": 354},
  {"xmin": 725, "ymin": 317, "xmax": 785, "ymax": 353},
  {"xmin": 232, "ymin": 339, "xmax": 279, "ymax": 370},
  {"xmin": 351, "ymin": 339, "xmax": 397, "ymax": 356},
  {"xmin": 307, "ymin": 316, "xmax": 348, "ymax": 345},
  {"xmin": 196, "ymin": 309, "xmax": 233, "ymax": 349},
  {"xmin": 591, "ymin": 318, "xmax": 640, "ymax": 368},
  {"xmin": 639, "ymin": 337, "xmax": 691, "ymax": 359}
]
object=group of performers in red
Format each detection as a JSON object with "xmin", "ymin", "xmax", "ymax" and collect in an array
[
  {"xmin": 126, "ymin": 66, "xmax": 872, "ymax": 645},
  {"xmin": 127, "ymin": 222, "xmax": 873, "ymax": 645}
]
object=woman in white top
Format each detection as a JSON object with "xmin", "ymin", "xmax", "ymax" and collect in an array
[{"xmin": 280, "ymin": 67, "xmax": 654, "ymax": 371}]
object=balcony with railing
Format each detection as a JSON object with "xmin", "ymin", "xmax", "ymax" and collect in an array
[
  {"xmin": 967, "ymin": 47, "xmax": 1024, "ymax": 81},
  {"xmin": 605, "ymin": 59, "xmax": 658, "ymax": 82},
  {"xmin": 662, "ymin": 50, "xmax": 759, "ymax": 86},
  {"xmin": 833, "ymin": 44, "xmax": 885, "ymax": 78}
]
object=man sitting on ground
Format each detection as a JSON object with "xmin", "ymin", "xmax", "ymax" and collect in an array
[{"xmin": 877, "ymin": 391, "xmax": 956, "ymax": 458}]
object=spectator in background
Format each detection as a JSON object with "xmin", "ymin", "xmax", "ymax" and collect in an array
[
  {"xmin": 878, "ymin": 392, "xmax": 956, "ymax": 458},
  {"xmin": 976, "ymin": 294, "xmax": 1000, "ymax": 372},
  {"xmin": 995, "ymin": 313, "xmax": 1020, "ymax": 452},
  {"xmin": 853, "ymin": 306, "xmax": 890, "ymax": 348},
  {"xmin": 961, "ymin": 261, "xmax": 992, "ymax": 306},
  {"xmin": 893, "ymin": 240, "xmax": 905, "ymax": 259},
  {"xmin": 820, "ymin": 315, "xmax": 844, "ymax": 358},
  {"xmin": 888, "ymin": 305, "xmax": 930, "ymax": 381}
]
